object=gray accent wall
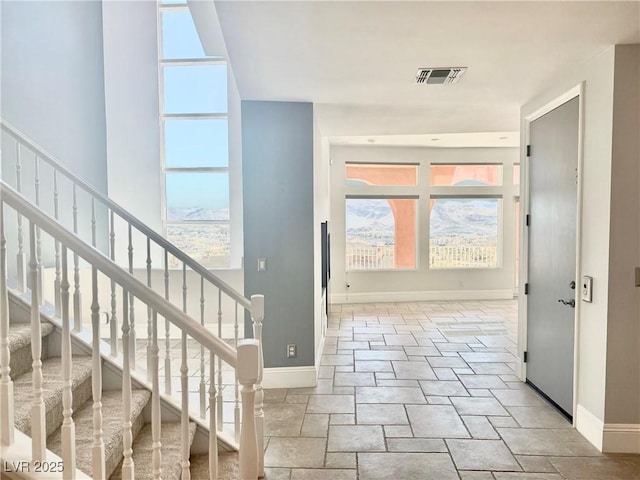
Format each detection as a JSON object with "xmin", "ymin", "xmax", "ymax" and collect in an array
[
  {"xmin": 604, "ymin": 44, "xmax": 640, "ymax": 427},
  {"xmin": 242, "ymin": 101, "xmax": 315, "ymax": 368}
]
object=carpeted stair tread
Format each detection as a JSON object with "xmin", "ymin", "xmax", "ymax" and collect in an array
[
  {"xmin": 8, "ymin": 322, "xmax": 54, "ymax": 352},
  {"xmin": 109, "ymin": 421, "xmax": 197, "ymax": 480},
  {"xmin": 13, "ymin": 355, "xmax": 93, "ymax": 437},
  {"xmin": 189, "ymin": 451, "xmax": 239, "ymax": 480},
  {"xmin": 48, "ymin": 389, "xmax": 151, "ymax": 479},
  {"xmin": 8, "ymin": 321, "xmax": 55, "ymax": 378}
]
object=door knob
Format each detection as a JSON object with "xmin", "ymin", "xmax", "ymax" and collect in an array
[{"xmin": 558, "ymin": 299, "xmax": 575, "ymax": 308}]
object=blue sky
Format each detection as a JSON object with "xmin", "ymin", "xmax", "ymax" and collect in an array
[{"xmin": 162, "ymin": 8, "xmax": 229, "ymax": 215}]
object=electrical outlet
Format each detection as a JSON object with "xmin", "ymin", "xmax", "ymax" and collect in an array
[{"xmin": 287, "ymin": 344, "xmax": 297, "ymax": 358}]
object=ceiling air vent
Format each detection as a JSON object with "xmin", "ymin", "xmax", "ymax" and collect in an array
[{"xmin": 415, "ymin": 67, "xmax": 467, "ymax": 85}]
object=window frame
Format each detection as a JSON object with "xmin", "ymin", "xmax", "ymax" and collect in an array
[{"xmin": 157, "ymin": 3, "xmax": 232, "ymax": 268}]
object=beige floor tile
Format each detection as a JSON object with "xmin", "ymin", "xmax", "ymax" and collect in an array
[
  {"xmin": 307, "ymin": 394, "xmax": 354, "ymax": 414},
  {"xmin": 354, "ymin": 360, "xmax": 393, "ymax": 372},
  {"xmin": 493, "ymin": 474, "xmax": 563, "ymax": 479},
  {"xmin": 459, "ymin": 374, "xmax": 509, "ymax": 389},
  {"xmin": 498, "ymin": 428, "xmax": 602, "ymax": 456},
  {"xmin": 300, "ymin": 413, "xmax": 329, "ymax": 437},
  {"xmin": 265, "ymin": 437, "xmax": 326, "ymax": 468},
  {"xmin": 406, "ymin": 405, "xmax": 470, "ymax": 438},
  {"xmin": 356, "ymin": 403, "xmax": 408, "ymax": 425},
  {"xmin": 459, "ymin": 472, "xmax": 495, "ymax": 480},
  {"xmin": 383, "ymin": 425, "xmax": 413, "ymax": 437},
  {"xmin": 325, "ymin": 453, "xmax": 356, "ymax": 469},
  {"xmin": 447, "ymin": 439, "xmax": 521, "ymax": 471},
  {"xmin": 358, "ymin": 452, "xmax": 459, "ymax": 480},
  {"xmin": 507, "ymin": 406, "xmax": 573, "ymax": 429},
  {"xmin": 549, "ymin": 455, "xmax": 640, "ymax": 479},
  {"xmin": 386, "ymin": 438, "xmax": 448, "ymax": 452},
  {"xmin": 420, "ymin": 380, "xmax": 469, "ymax": 397},
  {"xmin": 492, "ymin": 388, "xmax": 548, "ymax": 407},
  {"xmin": 290, "ymin": 468, "xmax": 357, "ymax": 480},
  {"xmin": 451, "ymin": 396, "xmax": 509, "ymax": 416},
  {"xmin": 263, "ymin": 467, "xmax": 292, "ymax": 480},
  {"xmin": 334, "ymin": 372, "xmax": 375, "ymax": 387},
  {"xmin": 328, "ymin": 425, "xmax": 385, "ymax": 452},
  {"xmin": 354, "ymin": 350, "xmax": 407, "ymax": 361},
  {"xmin": 392, "ymin": 360, "xmax": 437, "ymax": 380},
  {"xmin": 461, "ymin": 415, "xmax": 500, "ymax": 439},
  {"xmin": 264, "ymin": 403, "xmax": 306, "ymax": 436},
  {"xmin": 515, "ymin": 455, "xmax": 560, "ymax": 473},
  {"xmin": 356, "ymin": 386, "xmax": 427, "ymax": 404}
]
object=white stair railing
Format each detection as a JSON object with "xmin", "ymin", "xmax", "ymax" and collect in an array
[
  {"xmin": 1, "ymin": 180, "xmax": 264, "ymax": 479},
  {"xmin": 1, "ymin": 119, "xmax": 264, "ymax": 453}
]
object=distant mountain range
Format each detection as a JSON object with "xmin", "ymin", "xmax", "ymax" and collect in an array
[
  {"xmin": 346, "ymin": 198, "xmax": 497, "ymax": 246},
  {"xmin": 167, "ymin": 207, "xmax": 229, "ymax": 221}
]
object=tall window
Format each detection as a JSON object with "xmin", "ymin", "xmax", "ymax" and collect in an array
[{"xmin": 159, "ymin": 4, "xmax": 231, "ymax": 268}]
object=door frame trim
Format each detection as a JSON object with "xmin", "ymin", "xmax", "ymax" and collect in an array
[{"xmin": 518, "ymin": 82, "xmax": 585, "ymax": 425}]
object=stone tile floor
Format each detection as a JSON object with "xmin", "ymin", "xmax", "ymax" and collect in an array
[{"xmin": 259, "ymin": 299, "xmax": 640, "ymax": 480}]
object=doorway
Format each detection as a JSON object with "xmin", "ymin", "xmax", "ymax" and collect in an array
[{"xmin": 525, "ymin": 95, "xmax": 580, "ymax": 419}]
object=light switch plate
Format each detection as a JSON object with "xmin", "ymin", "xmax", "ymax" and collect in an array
[
  {"xmin": 581, "ymin": 275, "xmax": 593, "ymax": 302},
  {"xmin": 258, "ymin": 258, "xmax": 267, "ymax": 272}
]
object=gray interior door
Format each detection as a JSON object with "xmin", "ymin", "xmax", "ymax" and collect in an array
[{"xmin": 526, "ymin": 96, "xmax": 579, "ymax": 418}]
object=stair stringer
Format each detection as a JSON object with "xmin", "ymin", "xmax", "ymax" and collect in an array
[{"xmin": 7, "ymin": 289, "xmax": 239, "ymax": 456}]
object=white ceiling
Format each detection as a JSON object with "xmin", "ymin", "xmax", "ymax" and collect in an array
[{"xmin": 212, "ymin": 0, "xmax": 640, "ymax": 141}]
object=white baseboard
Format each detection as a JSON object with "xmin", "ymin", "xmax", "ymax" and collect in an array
[
  {"xmin": 330, "ymin": 289, "xmax": 514, "ymax": 304},
  {"xmin": 262, "ymin": 366, "xmax": 318, "ymax": 389},
  {"xmin": 576, "ymin": 404, "xmax": 604, "ymax": 451},
  {"xmin": 603, "ymin": 423, "xmax": 640, "ymax": 454}
]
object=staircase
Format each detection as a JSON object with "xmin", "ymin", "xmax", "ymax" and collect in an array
[
  {"xmin": 5, "ymin": 313, "xmax": 241, "ymax": 479},
  {"xmin": 0, "ymin": 120, "xmax": 266, "ymax": 479}
]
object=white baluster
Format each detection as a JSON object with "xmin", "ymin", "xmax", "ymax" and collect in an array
[
  {"xmin": 234, "ymin": 302, "xmax": 240, "ymax": 443},
  {"xmin": 164, "ymin": 250, "xmax": 171, "ymax": 395},
  {"xmin": 199, "ymin": 278, "xmax": 206, "ymax": 419},
  {"xmin": 0, "ymin": 201, "xmax": 15, "ymax": 446},
  {"xmin": 121, "ymin": 289, "xmax": 134, "ymax": 479},
  {"xmin": 88, "ymin": 199, "xmax": 95, "ymax": 249},
  {"xmin": 15, "ymin": 142, "xmax": 26, "ymax": 291},
  {"xmin": 29, "ymin": 221, "xmax": 46, "ymax": 460},
  {"xmin": 53, "ymin": 171, "xmax": 61, "ymax": 317},
  {"xmin": 217, "ymin": 289, "xmax": 223, "ymax": 430},
  {"xmin": 151, "ymin": 312, "xmax": 162, "ymax": 480},
  {"xmin": 110, "ymin": 213, "xmax": 118, "ymax": 357},
  {"xmin": 180, "ymin": 332, "xmax": 190, "ymax": 479},
  {"xmin": 34, "ymin": 156, "xmax": 43, "ymax": 305},
  {"xmin": 238, "ymin": 340, "xmax": 260, "ymax": 480},
  {"xmin": 251, "ymin": 294, "xmax": 265, "ymax": 478},
  {"xmin": 60, "ymin": 247, "xmax": 76, "ymax": 479},
  {"xmin": 91, "ymin": 267, "xmax": 106, "ymax": 479},
  {"xmin": 146, "ymin": 237, "xmax": 153, "ymax": 380},
  {"xmin": 127, "ymin": 225, "xmax": 136, "ymax": 370},
  {"xmin": 72, "ymin": 184, "xmax": 82, "ymax": 331},
  {"xmin": 208, "ymin": 351, "xmax": 218, "ymax": 479}
]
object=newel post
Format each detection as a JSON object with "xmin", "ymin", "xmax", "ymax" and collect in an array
[
  {"xmin": 237, "ymin": 340, "xmax": 259, "ymax": 480},
  {"xmin": 251, "ymin": 294, "xmax": 265, "ymax": 478}
]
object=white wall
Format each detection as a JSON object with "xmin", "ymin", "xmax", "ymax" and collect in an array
[
  {"xmin": 313, "ymin": 111, "xmax": 331, "ymax": 367},
  {"xmin": 102, "ymin": 0, "xmax": 162, "ymax": 236},
  {"xmin": 329, "ymin": 145, "xmax": 519, "ymax": 303}
]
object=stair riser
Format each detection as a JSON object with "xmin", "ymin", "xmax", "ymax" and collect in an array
[
  {"xmin": 9, "ymin": 336, "xmax": 50, "ymax": 379},
  {"xmin": 15, "ymin": 372, "xmax": 92, "ymax": 439}
]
